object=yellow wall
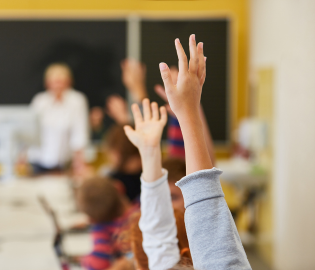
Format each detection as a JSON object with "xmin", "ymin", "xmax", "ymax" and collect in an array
[{"xmin": 0, "ymin": 0, "xmax": 249, "ymax": 140}]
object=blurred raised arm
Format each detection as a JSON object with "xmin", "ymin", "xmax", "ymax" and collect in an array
[
  {"xmin": 121, "ymin": 59, "xmax": 148, "ymax": 103},
  {"xmin": 124, "ymin": 99, "xmax": 180, "ymax": 270}
]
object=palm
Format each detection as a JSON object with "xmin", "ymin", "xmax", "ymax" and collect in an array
[
  {"xmin": 124, "ymin": 99, "xmax": 167, "ymax": 150},
  {"xmin": 168, "ymin": 75, "xmax": 202, "ymax": 115},
  {"xmin": 155, "ymin": 64, "xmax": 205, "ymax": 117},
  {"xmin": 132, "ymin": 120, "xmax": 164, "ymax": 148},
  {"xmin": 159, "ymin": 35, "xmax": 206, "ymax": 117}
]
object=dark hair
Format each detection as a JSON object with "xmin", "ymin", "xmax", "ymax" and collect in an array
[
  {"xmin": 77, "ymin": 177, "xmax": 123, "ymax": 223},
  {"xmin": 163, "ymin": 158, "xmax": 186, "ymax": 183},
  {"xmin": 105, "ymin": 124, "xmax": 140, "ymax": 171}
]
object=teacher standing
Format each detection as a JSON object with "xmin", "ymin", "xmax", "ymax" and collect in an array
[{"xmin": 28, "ymin": 63, "xmax": 89, "ymax": 173}]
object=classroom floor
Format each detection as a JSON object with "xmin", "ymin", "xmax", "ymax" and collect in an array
[{"xmin": 246, "ymin": 248, "xmax": 272, "ymax": 270}]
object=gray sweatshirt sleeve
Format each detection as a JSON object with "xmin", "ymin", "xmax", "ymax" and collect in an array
[
  {"xmin": 139, "ymin": 169, "xmax": 180, "ymax": 270},
  {"xmin": 176, "ymin": 167, "xmax": 252, "ymax": 270}
]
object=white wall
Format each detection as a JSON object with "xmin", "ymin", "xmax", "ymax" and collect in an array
[{"xmin": 250, "ymin": 1, "xmax": 315, "ymax": 269}]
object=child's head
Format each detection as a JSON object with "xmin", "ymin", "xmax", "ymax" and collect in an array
[
  {"xmin": 105, "ymin": 124, "xmax": 141, "ymax": 173},
  {"xmin": 162, "ymin": 158, "xmax": 186, "ymax": 213},
  {"xmin": 77, "ymin": 176, "xmax": 123, "ymax": 223}
]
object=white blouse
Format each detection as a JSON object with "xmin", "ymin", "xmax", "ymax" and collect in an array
[{"xmin": 28, "ymin": 89, "xmax": 89, "ymax": 168}]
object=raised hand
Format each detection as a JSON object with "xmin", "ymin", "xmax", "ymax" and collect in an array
[
  {"xmin": 159, "ymin": 34, "xmax": 206, "ymax": 120},
  {"xmin": 154, "ymin": 66, "xmax": 179, "ymax": 116},
  {"xmin": 124, "ymin": 98, "xmax": 167, "ymax": 183},
  {"xmin": 106, "ymin": 95, "xmax": 130, "ymax": 125},
  {"xmin": 124, "ymin": 98, "xmax": 167, "ymax": 151},
  {"xmin": 121, "ymin": 59, "xmax": 147, "ymax": 102},
  {"xmin": 159, "ymin": 35, "xmax": 212, "ymax": 175},
  {"xmin": 155, "ymin": 63, "xmax": 216, "ymax": 165}
]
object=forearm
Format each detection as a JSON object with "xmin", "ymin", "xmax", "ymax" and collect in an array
[
  {"xmin": 176, "ymin": 169, "xmax": 251, "ymax": 270},
  {"xmin": 139, "ymin": 146, "xmax": 163, "ymax": 183},
  {"xmin": 124, "ymin": 99, "xmax": 173, "ymax": 269},
  {"xmin": 200, "ymin": 106, "xmax": 216, "ymax": 166},
  {"xmin": 177, "ymin": 111, "xmax": 213, "ymax": 175},
  {"xmin": 140, "ymin": 171, "xmax": 180, "ymax": 270}
]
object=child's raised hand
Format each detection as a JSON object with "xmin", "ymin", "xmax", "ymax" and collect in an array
[
  {"xmin": 124, "ymin": 98, "xmax": 167, "ymax": 152},
  {"xmin": 154, "ymin": 66, "xmax": 180, "ymax": 116},
  {"xmin": 121, "ymin": 59, "xmax": 147, "ymax": 102},
  {"xmin": 159, "ymin": 34, "xmax": 206, "ymax": 120},
  {"xmin": 106, "ymin": 95, "xmax": 130, "ymax": 125}
]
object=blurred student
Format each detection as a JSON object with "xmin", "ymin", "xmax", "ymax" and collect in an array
[
  {"xmin": 106, "ymin": 95, "xmax": 130, "ymax": 126},
  {"xmin": 28, "ymin": 63, "xmax": 89, "ymax": 173},
  {"xmin": 90, "ymin": 106, "xmax": 106, "ymax": 143},
  {"xmin": 77, "ymin": 176, "xmax": 139, "ymax": 270},
  {"xmin": 104, "ymin": 125, "xmax": 142, "ymax": 202},
  {"xmin": 162, "ymin": 158, "xmax": 186, "ymax": 213},
  {"xmin": 120, "ymin": 59, "xmax": 147, "ymax": 103},
  {"xmin": 124, "ymin": 35, "xmax": 251, "ymax": 270},
  {"xmin": 97, "ymin": 59, "xmax": 147, "ymax": 201}
]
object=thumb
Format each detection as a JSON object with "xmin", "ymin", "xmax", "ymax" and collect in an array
[
  {"xmin": 159, "ymin": 63, "xmax": 174, "ymax": 91},
  {"xmin": 123, "ymin": 125, "xmax": 139, "ymax": 148},
  {"xmin": 123, "ymin": 125, "xmax": 136, "ymax": 141}
]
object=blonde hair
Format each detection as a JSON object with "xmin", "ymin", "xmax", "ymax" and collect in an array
[{"xmin": 44, "ymin": 62, "xmax": 73, "ymax": 83}]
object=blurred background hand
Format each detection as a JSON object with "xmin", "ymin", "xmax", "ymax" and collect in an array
[
  {"xmin": 106, "ymin": 95, "xmax": 130, "ymax": 125},
  {"xmin": 121, "ymin": 59, "xmax": 147, "ymax": 103}
]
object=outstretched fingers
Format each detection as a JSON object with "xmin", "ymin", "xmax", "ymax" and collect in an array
[
  {"xmin": 189, "ymin": 34, "xmax": 199, "ymax": 74},
  {"xmin": 149, "ymin": 101, "xmax": 167, "ymax": 125},
  {"xmin": 197, "ymin": 42, "xmax": 205, "ymax": 82},
  {"xmin": 159, "ymin": 62, "xmax": 175, "ymax": 92},
  {"xmin": 175, "ymin": 39, "xmax": 188, "ymax": 74},
  {"xmin": 151, "ymin": 102, "xmax": 159, "ymax": 120},
  {"xmin": 131, "ymin": 103, "xmax": 143, "ymax": 128},
  {"xmin": 160, "ymin": 106, "xmax": 168, "ymax": 125},
  {"xmin": 142, "ymin": 98, "xmax": 152, "ymax": 121},
  {"xmin": 200, "ymin": 56, "xmax": 207, "ymax": 85}
]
